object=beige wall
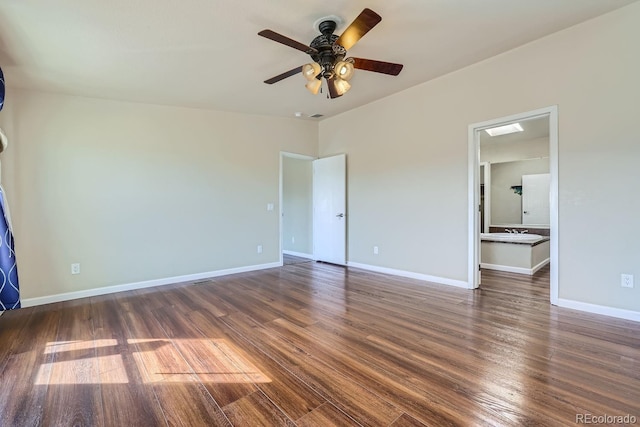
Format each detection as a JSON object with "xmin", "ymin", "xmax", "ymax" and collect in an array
[
  {"xmin": 319, "ymin": 3, "xmax": 640, "ymax": 311},
  {"xmin": 282, "ymin": 156, "xmax": 313, "ymax": 255},
  {"xmin": 481, "ymin": 136, "xmax": 549, "ymax": 164},
  {"xmin": 0, "ymin": 90, "xmax": 317, "ymax": 300}
]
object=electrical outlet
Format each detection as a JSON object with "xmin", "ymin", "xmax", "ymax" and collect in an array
[
  {"xmin": 291, "ymin": 236, "xmax": 295, "ymax": 244},
  {"xmin": 71, "ymin": 263, "xmax": 80, "ymax": 275},
  {"xmin": 257, "ymin": 245, "xmax": 263, "ymax": 254},
  {"xmin": 621, "ymin": 274, "xmax": 634, "ymax": 288},
  {"xmin": 373, "ymin": 246, "xmax": 379, "ymax": 255}
]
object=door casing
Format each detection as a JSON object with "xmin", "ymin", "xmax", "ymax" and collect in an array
[{"xmin": 468, "ymin": 106, "xmax": 559, "ymax": 305}]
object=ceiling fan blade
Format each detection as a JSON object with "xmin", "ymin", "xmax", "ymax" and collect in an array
[
  {"xmin": 326, "ymin": 77, "xmax": 342, "ymax": 99},
  {"xmin": 336, "ymin": 8, "xmax": 382, "ymax": 51},
  {"xmin": 258, "ymin": 30, "xmax": 317, "ymax": 54},
  {"xmin": 264, "ymin": 66, "xmax": 303, "ymax": 84},
  {"xmin": 352, "ymin": 58, "xmax": 403, "ymax": 76}
]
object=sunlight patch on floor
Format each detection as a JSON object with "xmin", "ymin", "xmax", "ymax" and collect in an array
[{"xmin": 37, "ymin": 338, "xmax": 270, "ymax": 385}]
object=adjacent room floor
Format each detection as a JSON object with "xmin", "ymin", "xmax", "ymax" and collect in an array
[
  {"xmin": 283, "ymin": 253, "xmax": 313, "ymax": 266},
  {"xmin": 0, "ymin": 261, "xmax": 637, "ymax": 426}
]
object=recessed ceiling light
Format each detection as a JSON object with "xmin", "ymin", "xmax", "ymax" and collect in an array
[
  {"xmin": 294, "ymin": 112, "xmax": 303, "ymax": 118},
  {"xmin": 485, "ymin": 123, "xmax": 524, "ymax": 136}
]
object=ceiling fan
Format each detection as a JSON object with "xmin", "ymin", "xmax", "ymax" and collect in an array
[{"xmin": 258, "ymin": 8, "xmax": 403, "ymax": 98}]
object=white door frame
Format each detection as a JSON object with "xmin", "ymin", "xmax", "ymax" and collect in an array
[
  {"xmin": 279, "ymin": 152, "xmax": 316, "ymax": 266},
  {"xmin": 480, "ymin": 161, "xmax": 491, "ymax": 233},
  {"xmin": 468, "ymin": 106, "xmax": 559, "ymax": 305}
]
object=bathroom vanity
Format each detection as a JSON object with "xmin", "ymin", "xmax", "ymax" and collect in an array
[{"xmin": 481, "ymin": 232, "xmax": 550, "ymax": 275}]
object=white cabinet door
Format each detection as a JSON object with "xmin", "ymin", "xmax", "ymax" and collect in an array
[
  {"xmin": 313, "ymin": 154, "xmax": 346, "ymax": 265},
  {"xmin": 522, "ymin": 173, "xmax": 550, "ymax": 225}
]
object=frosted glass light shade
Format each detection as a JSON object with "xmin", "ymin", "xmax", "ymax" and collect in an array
[
  {"xmin": 335, "ymin": 61, "xmax": 354, "ymax": 81},
  {"xmin": 302, "ymin": 63, "xmax": 322, "ymax": 81},
  {"xmin": 305, "ymin": 78, "xmax": 322, "ymax": 95},
  {"xmin": 334, "ymin": 77, "xmax": 351, "ymax": 95}
]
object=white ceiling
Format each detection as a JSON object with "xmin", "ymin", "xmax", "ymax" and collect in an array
[{"xmin": 0, "ymin": 0, "xmax": 637, "ymax": 120}]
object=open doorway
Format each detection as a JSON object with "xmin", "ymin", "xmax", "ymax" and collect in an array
[
  {"xmin": 468, "ymin": 106, "xmax": 558, "ymax": 304},
  {"xmin": 280, "ymin": 153, "xmax": 314, "ymax": 266},
  {"xmin": 279, "ymin": 152, "xmax": 348, "ymax": 267}
]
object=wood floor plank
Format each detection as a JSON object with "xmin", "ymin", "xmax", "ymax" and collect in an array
[
  {"xmin": 222, "ymin": 390, "xmax": 296, "ymax": 426},
  {"xmin": 295, "ymin": 402, "xmax": 361, "ymax": 427},
  {"xmin": 41, "ymin": 300, "xmax": 104, "ymax": 427},
  {"xmin": 267, "ymin": 316, "xmax": 527, "ymax": 426},
  {"xmin": 91, "ymin": 294, "xmax": 167, "ymax": 426},
  {"xmin": 219, "ymin": 312, "xmax": 404, "ymax": 427},
  {"xmin": 388, "ymin": 413, "xmax": 430, "ymax": 427},
  {"xmin": 120, "ymin": 293, "xmax": 231, "ymax": 425},
  {"xmin": 1, "ymin": 261, "xmax": 638, "ymax": 425},
  {"xmin": 187, "ymin": 308, "xmax": 326, "ymax": 421},
  {"xmin": 150, "ymin": 304, "xmax": 257, "ymax": 408},
  {"xmin": 0, "ymin": 305, "xmax": 33, "ymax": 369},
  {"xmin": 152, "ymin": 382, "xmax": 232, "ymax": 427},
  {"xmin": 0, "ymin": 306, "xmax": 61, "ymax": 426},
  {"xmin": 301, "ymin": 298, "xmax": 634, "ymax": 423}
]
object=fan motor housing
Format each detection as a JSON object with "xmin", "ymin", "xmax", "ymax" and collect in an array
[{"xmin": 310, "ymin": 21, "xmax": 346, "ymax": 78}]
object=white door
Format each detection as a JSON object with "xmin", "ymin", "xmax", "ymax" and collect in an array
[
  {"xmin": 522, "ymin": 173, "xmax": 550, "ymax": 225},
  {"xmin": 313, "ymin": 154, "xmax": 346, "ymax": 264}
]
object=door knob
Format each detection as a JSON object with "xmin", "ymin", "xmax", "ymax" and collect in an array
[{"xmin": 336, "ymin": 213, "xmax": 344, "ymax": 218}]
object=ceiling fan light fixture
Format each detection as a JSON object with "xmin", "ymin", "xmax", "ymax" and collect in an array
[
  {"xmin": 335, "ymin": 61, "xmax": 354, "ymax": 81},
  {"xmin": 258, "ymin": 8, "xmax": 402, "ymax": 99},
  {"xmin": 302, "ymin": 62, "xmax": 322, "ymax": 81},
  {"xmin": 305, "ymin": 78, "xmax": 322, "ymax": 95},
  {"xmin": 334, "ymin": 77, "xmax": 351, "ymax": 96}
]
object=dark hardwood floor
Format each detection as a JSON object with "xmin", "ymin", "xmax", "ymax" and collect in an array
[
  {"xmin": 0, "ymin": 262, "xmax": 638, "ymax": 426},
  {"xmin": 283, "ymin": 254, "xmax": 313, "ymax": 266}
]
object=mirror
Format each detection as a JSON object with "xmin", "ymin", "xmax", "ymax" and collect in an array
[{"xmin": 480, "ymin": 116, "xmax": 550, "ymax": 227}]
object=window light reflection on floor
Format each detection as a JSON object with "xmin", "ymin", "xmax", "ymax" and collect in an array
[{"xmin": 36, "ymin": 338, "xmax": 271, "ymax": 385}]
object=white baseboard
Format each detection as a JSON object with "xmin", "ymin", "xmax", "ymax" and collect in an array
[
  {"xmin": 283, "ymin": 250, "xmax": 314, "ymax": 259},
  {"xmin": 557, "ymin": 298, "xmax": 640, "ymax": 323},
  {"xmin": 531, "ymin": 258, "xmax": 550, "ymax": 274},
  {"xmin": 481, "ymin": 263, "xmax": 531, "ymax": 275},
  {"xmin": 20, "ymin": 262, "xmax": 282, "ymax": 308},
  {"xmin": 347, "ymin": 262, "xmax": 469, "ymax": 289},
  {"xmin": 481, "ymin": 258, "xmax": 550, "ymax": 276}
]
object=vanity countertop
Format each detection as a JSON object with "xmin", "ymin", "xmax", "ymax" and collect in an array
[{"xmin": 481, "ymin": 234, "xmax": 550, "ymax": 246}]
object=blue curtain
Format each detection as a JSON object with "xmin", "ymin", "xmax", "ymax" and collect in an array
[{"xmin": 0, "ymin": 186, "xmax": 19, "ymax": 310}]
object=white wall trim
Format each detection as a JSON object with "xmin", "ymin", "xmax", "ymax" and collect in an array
[
  {"xmin": 348, "ymin": 262, "xmax": 468, "ymax": 289},
  {"xmin": 557, "ymin": 298, "xmax": 640, "ymax": 323},
  {"xmin": 468, "ymin": 124, "xmax": 481, "ymax": 289},
  {"xmin": 531, "ymin": 258, "xmax": 550, "ymax": 275},
  {"xmin": 480, "ymin": 161, "xmax": 491, "ymax": 233},
  {"xmin": 283, "ymin": 250, "xmax": 314, "ymax": 259},
  {"xmin": 20, "ymin": 262, "xmax": 282, "ymax": 308},
  {"xmin": 481, "ymin": 258, "xmax": 549, "ymax": 276}
]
